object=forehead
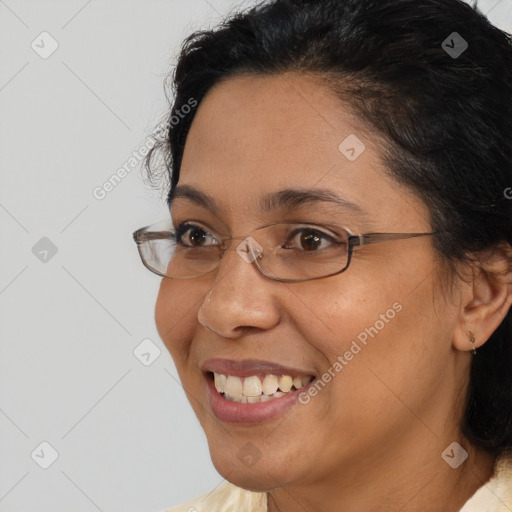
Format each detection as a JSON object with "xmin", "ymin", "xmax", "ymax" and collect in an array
[
  {"xmin": 175, "ymin": 73, "xmax": 427, "ymax": 229},
  {"xmin": 180, "ymin": 72, "xmax": 357, "ymax": 175}
]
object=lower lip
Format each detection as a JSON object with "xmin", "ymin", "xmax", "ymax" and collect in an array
[{"xmin": 205, "ymin": 373, "xmax": 313, "ymax": 424}]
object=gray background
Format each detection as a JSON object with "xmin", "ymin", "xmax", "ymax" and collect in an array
[{"xmin": 0, "ymin": 0, "xmax": 511, "ymax": 510}]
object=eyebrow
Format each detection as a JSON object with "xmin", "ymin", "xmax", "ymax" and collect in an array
[{"xmin": 168, "ymin": 184, "xmax": 368, "ymax": 219}]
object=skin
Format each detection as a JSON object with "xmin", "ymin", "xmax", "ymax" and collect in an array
[{"xmin": 154, "ymin": 73, "xmax": 512, "ymax": 512}]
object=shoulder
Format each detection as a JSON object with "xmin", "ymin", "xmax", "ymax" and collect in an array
[
  {"xmin": 460, "ymin": 451, "xmax": 512, "ymax": 512},
  {"xmin": 160, "ymin": 482, "xmax": 267, "ymax": 512}
]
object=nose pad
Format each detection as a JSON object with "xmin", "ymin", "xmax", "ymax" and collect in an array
[{"xmin": 235, "ymin": 236, "xmax": 264, "ymax": 264}]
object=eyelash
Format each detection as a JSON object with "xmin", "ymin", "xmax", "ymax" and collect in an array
[
  {"xmin": 171, "ymin": 221, "xmax": 339, "ymax": 251},
  {"xmin": 172, "ymin": 222, "xmax": 219, "ymax": 246}
]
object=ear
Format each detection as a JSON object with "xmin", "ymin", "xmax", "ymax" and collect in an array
[{"xmin": 453, "ymin": 242, "xmax": 512, "ymax": 353}]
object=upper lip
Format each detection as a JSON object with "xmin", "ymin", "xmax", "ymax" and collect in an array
[{"xmin": 201, "ymin": 358, "xmax": 316, "ymax": 378}]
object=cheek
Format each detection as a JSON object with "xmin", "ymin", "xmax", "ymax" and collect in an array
[
  {"xmin": 291, "ymin": 276, "xmax": 401, "ymax": 360},
  {"xmin": 155, "ymin": 280, "xmax": 199, "ymax": 363},
  {"xmin": 293, "ymin": 266, "xmax": 443, "ymax": 402}
]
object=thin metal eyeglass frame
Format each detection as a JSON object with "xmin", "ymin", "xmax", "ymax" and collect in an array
[{"xmin": 132, "ymin": 221, "xmax": 437, "ymax": 283}]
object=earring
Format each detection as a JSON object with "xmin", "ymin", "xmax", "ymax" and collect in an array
[{"xmin": 467, "ymin": 331, "xmax": 477, "ymax": 355}]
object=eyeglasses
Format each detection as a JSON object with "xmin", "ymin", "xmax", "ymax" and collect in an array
[{"xmin": 132, "ymin": 220, "xmax": 436, "ymax": 283}]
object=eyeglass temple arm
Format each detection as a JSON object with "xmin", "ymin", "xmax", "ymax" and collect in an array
[
  {"xmin": 352, "ymin": 231, "xmax": 437, "ymax": 248},
  {"xmin": 133, "ymin": 229, "xmax": 173, "ymax": 244}
]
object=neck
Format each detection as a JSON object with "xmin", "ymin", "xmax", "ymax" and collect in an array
[{"xmin": 266, "ymin": 439, "xmax": 497, "ymax": 512}]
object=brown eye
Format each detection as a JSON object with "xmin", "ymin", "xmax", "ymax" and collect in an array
[
  {"xmin": 174, "ymin": 223, "xmax": 218, "ymax": 247},
  {"xmin": 299, "ymin": 231, "xmax": 322, "ymax": 251},
  {"xmin": 285, "ymin": 228, "xmax": 336, "ymax": 252}
]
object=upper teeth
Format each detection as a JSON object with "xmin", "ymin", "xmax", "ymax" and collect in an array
[{"xmin": 213, "ymin": 372, "xmax": 312, "ymax": 400}]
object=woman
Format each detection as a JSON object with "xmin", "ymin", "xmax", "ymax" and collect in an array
[{"xmin": 133, "ymin": 0, "xmax": 512, "ymax": 510}]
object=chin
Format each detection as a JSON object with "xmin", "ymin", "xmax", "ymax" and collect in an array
[{"xmin": 208, "ymin": 444, "xmax": 297, "ymax": 492}]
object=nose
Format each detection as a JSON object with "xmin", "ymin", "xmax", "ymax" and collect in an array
[{"xmin": 197, "ymin": 239, "xmax": 281, "ymax": 338}]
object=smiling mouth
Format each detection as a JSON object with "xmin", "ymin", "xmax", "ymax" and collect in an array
[{"xmin": 207, "ymin": 371, "xmax": 315, "ymax": 403}]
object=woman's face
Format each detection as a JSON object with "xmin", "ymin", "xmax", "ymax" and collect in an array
[{"xmin": 155, "ymin": 73, "xmax": 466, "ymax": 491}]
